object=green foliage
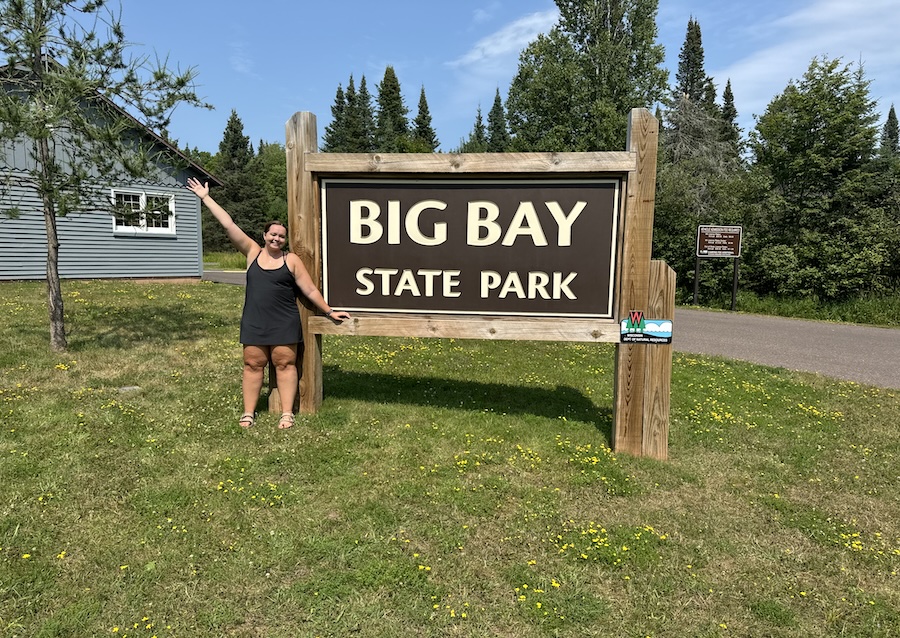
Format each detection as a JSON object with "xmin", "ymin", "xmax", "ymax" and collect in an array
[
  {"xmin": 748, "ymin": 58, "xmax": 889, "ymax": 301},
  {"xmin": 654, "ymin": 77, "xmax": 747, "ymax": 301},
  {"xmin": 375, "ymin": 65, "xmax": 409, "ymax": 152},
  {"xmin": 507, "ymin": 0, "xmax": 668, "ymax": 151},
  {"xmin": 0, "ymin": 0, "xmax": 211, "ymax": 350},
  {"xmin": 251, "ymin": 141, "xmax": 288, "ymax": 223},
  {"xmin": 506, "ymin": 29, "xmax": 588, "ymax": 151},
  {"xmin": 203, "ymin": 111, "xmax": 270, "ymax": 251},
  {"xmin": 321, "ymin": 82, "xmax": 347, "ymax": 151},
  {"xmin": 323, "ymin": 75, "xmax": 376, "ymax": 153},
  {"xmin": 457, "ymin": 106, "xmax": 487, "ymax": 153},
  {"xmin": 881, "ymin": 105, "xmax": 899, "ymax": 156},
  {"xmin": 487, "ymin": 88, "xmax": 510, "ymax": 152},
  {"xmin": 411, "ymin": 86, "xmax": 439, "ymax": 152},
  {"xmin": 675, "ymin": 17, "xmax": 715, "ymax": 108}
]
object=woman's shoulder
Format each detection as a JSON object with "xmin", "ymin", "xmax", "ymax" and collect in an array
[{"xmin": 245, "ymin": 244, "xmax": 263, "ymax": 263}]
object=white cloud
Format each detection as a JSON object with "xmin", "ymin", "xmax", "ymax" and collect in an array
[
  {"xmin": 448, "ymin": 10, "xmax": 558, "ymax": 72},
  {"xmin": 709, "ymin": 0, "xmax": 900, "ymax": 126}
]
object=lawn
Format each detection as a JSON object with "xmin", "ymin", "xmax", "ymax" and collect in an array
[{"xmin": 1, "ymin": 279, "xmax": 898, "ymax": 637}]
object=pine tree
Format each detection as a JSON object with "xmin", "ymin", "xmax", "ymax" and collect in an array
[
  {"xmin": 375, "ymin": 66, "xmax": 409, "ymax": 152},
  {"xmin": 322, "ymin": 84, "xmax": 346, "ymax": 152},
  {"xmin": 720, "ymin": 79, "xmax": 741, "ymax": 149},
  {"xmin": 218, "ymin": 110, "xmax": 255, "ymax": 171},
  {"xmin": 411, "ymin": 86, "xmax": 439, "ymax": 151},
  {"xmin": 750, "ymin": 57, "xmax": 885, "ymax": 300},
  {"xmin": 207, "ymin": 111, "xmax": 268, "ymax": 251},
  {"xmin": 356, "ymin": 76, "xmax": 377, "ymax": 151},
  {"xmin": 487, "ymin": 88, "xmax": 510, "ymax": 152},
  {"xmin": 675, "ymin": 18, "xmax": 705, "ymax": 101},
  {"xmin": 0, "ymin": 0, "xmax": 210, "ymax": 349},
  {"xmin": 458, "ymin": 107, "xmax": 487, "ymax": 153},
  {"xmin": 881, "ymin": 104, "xmax": 899, "ymax": 156},
  {"xmin": 674, "ymin": 17, "xmax": 716, "ymax": 111}
]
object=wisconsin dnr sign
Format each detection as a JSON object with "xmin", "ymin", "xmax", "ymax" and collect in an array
[{"xmin": 321, "ymin": 179, "xmax": 621, "ymax": 318}]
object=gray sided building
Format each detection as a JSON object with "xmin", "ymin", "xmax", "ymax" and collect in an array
[{"xmin": 1, "ymin": 94, "xmax": 220, "ymax": 281}]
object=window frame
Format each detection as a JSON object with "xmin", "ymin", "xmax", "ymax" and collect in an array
[{"xmin": 110, "ymin": 188, "xmax": 176, "ymax": 236}]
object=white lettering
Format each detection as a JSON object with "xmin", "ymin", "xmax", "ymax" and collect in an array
[
  {"xmin": 387, "ymin": 200, "xmax": 401, "ymax": 245},
  {"xmin": 529, "ymin": 271, "xmax": 551, "ymax": 299},
  {"xmin": 480, "ymin": 271, "xmax": 578, "ymax": 299},
  {"xmin": 499, "ymin": 271, "xmax": 526, "ymax": 298},
  {"xmin": 355, "ymin": 267, "xmax": 375, "ymax": 295},
  {"xmin": 406, "ymin": 200, "xmax": 447, "ymax": 246},
  {"xmin": 467, "ymin": 202, "xmax": 502, "ymax": 246},
  {"xmin": 443, "ymin": 270, "xmax": 461, "ymax": 297},
  {"xmin": 502, "ymin": 202, "xmax": 548, "ymax": 247},
  {"xmin": 354, "ymin": 267, "xmax": 460, "ymax": 297},
  {"xmin": 554, "ymin": 271, "xmax": 577, "ymax": 299},
  {"xmin": 545, "ymin": 201, "xmax": 586, "ymax": 246},
  {"xmin": 349, "ymin": 200, "xmax": 382, "ymax": 244},
  {"xmin": 481, "ymin": 270, "xmax": 501, "ymax": 297},
  {"xmin": 394, "ymin": 269, "xmax": 421, "ymax": 296}
]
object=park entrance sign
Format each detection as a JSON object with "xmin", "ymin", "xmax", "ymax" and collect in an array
[
  {"xmin": 321, "ymin": 178, "xmax": 620, "ymax": 318},
  {"xmin": 283, "ymin": 108, "xmax": 674, "ymax": 459}
]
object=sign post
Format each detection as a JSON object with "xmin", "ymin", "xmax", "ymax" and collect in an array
[{"xmin": 694, "ymin": 225, "xmax": 742, "ymax": 310}]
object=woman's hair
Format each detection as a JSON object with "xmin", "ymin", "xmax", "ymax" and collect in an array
[{"xmin": 264, "ymin": 221, "xmax": 286, "ymax": 234}]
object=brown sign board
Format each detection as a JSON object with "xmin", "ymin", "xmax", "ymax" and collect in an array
[
  {"xmin": 696, "ymin": 225, "xmax": 742, "ymax": 257},
  {"xmin": 321, "ymin": 178, "xmax": 622, "ymax": 318}
]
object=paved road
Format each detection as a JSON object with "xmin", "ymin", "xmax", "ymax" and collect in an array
[
  {"xmin": 674, "ymin": 308, "xmax": 899, "ymax": 390},
  {"xmin": 202, "ymin": 270, "xmax": 900, "ymax": 390}
]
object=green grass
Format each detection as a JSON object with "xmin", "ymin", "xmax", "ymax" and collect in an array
[
  {"xmin": 701, "ymin": 290, "xmax": 900, "ymax": 327},
  {"xmin": 1, "ymin": 280, "xmax": 899, "ymax": 637},
  {"xmin": 203, "ymin": 251, "xmax": 247, "ymax": 270}
]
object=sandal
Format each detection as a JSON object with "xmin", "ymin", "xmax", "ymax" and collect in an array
[
  {"xmin": 278, "ymin": 412, "xmax": 295, "ymax": 430},
  {"xmin": 238, "ymin": 412, "xmax": 256, "ymax": 428}
]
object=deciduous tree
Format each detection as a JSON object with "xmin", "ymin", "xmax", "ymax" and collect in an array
[
  {"xmin": 507, "ymin": 0, "xmax": 667, "ymax": 151},
  {"xmin": 0, "ymin": 0, "xmax": 210, "ymax": 350},
  {"xmin": 748, "ymin": 58, "xmax": 887, "ymax": 300}
]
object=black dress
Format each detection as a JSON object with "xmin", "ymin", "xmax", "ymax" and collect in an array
[{"xmin": 239, "ymin": 253, "xmax": 303, "ymax": 346}]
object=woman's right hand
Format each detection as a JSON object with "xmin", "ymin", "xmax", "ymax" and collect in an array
[{"xmin": 186, "ymin": 177, "xmax": 209, "ymax": 200}]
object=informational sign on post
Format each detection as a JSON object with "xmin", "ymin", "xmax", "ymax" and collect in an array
[
  {"xmin": 696, "ymin": 225, "xmax": 742, "ymax": 257},
  {"xmin": 694, "ymin": 225, "xmax": 744, "ymax": 310}
]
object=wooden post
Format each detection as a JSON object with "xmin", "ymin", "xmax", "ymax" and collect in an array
[
  {"xmin": 267, "ymin": 361, "xmax": 281, "ymax": 412},
  {"xmin": 642, "ymin": 260, "xmax": 675, "ymax": 460},
  {"xmin": 613, "ymin": 109, "xmax": 660, "ymax": 456},
  {"xmin": 286, "ymin": 112, "xmax": 324, "ymax": 413}
]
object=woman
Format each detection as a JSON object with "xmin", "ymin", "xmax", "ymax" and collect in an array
[{"xmin": 187, "ymin": 177, "xmax": 350, "ymax": 429}]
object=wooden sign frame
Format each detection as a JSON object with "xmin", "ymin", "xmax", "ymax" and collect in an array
[{"xmin": 283, "ymin": 108, "xmax": 673, "ymax": 459}]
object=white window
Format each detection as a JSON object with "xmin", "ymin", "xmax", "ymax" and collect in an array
[{"xmin": 111, "ymin": 189, "xmax": 175, "ymax": 236}]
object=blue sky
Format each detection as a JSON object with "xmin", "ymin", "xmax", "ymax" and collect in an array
[{"xmin": 121, "ymin": 0, "xmax": 900, "ymax": 154}]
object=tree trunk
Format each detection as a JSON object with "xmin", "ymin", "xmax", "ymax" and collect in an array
[
  {"xmin": 37, "ymin": 137, "xmax": 67, "ymax": 351},
  {"xmin": 44, "ymin": 208, "xmax": 67, "ymax": 351}
]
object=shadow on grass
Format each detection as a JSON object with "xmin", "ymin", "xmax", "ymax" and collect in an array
[
  {"xmin": 324, "ymin": 366, "xmax": 613, "ymax": 443},
  {"xmin": 66, "ymin": 299, "xmax": 232, "ymax": 351}
]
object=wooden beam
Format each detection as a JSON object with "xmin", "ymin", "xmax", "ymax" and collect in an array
[
  {"xmin": 642, "ymin": 260, "xmax": 675, "ymax": 460},
  {"xmin": 286, "ymin": 112, "xmax": 324, "ymax": 414},
  {"xmin": 613, "ymin": 109, "xmax": 660, "ymax": 456},
  {"xmin": 309, "ymin": 315, "xmax": 620, "ymax": 342},
  {"xmin": 304, "ymin": 151, "xmax": 636, "ymax": 175}
]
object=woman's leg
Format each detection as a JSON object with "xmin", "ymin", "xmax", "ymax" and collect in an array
[
  {"xmin": 271, "ymin": 343, "xmax": 299, "ymax": 428},
  {"xmin": 242, "ymin": 345, "xmax": 270, "ymax": 421}
]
